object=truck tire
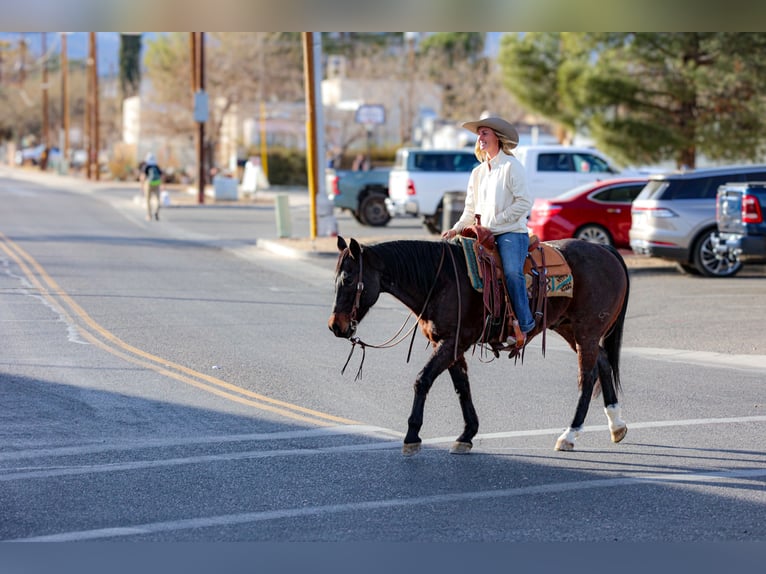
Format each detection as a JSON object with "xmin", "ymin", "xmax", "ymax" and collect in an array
[
  {"xmin": 358, "ymin": 192, "xmax": 391, "ymax": 227},
  {"xmin": 692, "ymin": 228, "xmax": 742, "ymax": 277},
  {"xmin": 423, "ymin": 206, "xmax": 443, "ymax": 235}
]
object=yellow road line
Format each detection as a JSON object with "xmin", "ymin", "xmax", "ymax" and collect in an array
[{"xmin": 0, "ymin": 232, "xmax": 359, "ymax": 427}]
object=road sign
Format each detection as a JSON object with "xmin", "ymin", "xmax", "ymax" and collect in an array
[{"xmin": 355, "ymin": 104, "xmax": 385, "ymax": 125}]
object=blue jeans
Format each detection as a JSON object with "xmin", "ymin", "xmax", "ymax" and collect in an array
[{"xmin": 495, "ymin": 232, "xmax": 535, "ymax": 333}]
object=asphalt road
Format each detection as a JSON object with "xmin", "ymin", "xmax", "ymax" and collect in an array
[{"xmin": 0, "ymin": 168, "xmax": 764, "ymax": 567}]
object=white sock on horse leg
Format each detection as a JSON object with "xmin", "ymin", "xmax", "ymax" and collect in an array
[
  {"xmin": 604, "ymin": 403, "xmax": 625, "ymax": 431},
  {"xmin": 557, "ymin": 426, "xmax": 582, "ymax": 446}
]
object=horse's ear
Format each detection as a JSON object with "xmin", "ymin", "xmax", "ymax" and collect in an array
[
  {"xmin": 349, "ymin": 238, "xmax": 362, "ymax": 260},
  {"xmin": 337, "ymin": 236, "xmax": 347, "ymax": 252}
]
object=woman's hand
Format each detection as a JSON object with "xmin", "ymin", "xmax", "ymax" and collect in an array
[{"xmin": 442, "ymin": 228, "xmax": 458, "ymax": 240}]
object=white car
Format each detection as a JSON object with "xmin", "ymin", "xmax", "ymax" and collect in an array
[{"xmin": 513, "ymin": 145, "xmax": 625, "ymax": 199}]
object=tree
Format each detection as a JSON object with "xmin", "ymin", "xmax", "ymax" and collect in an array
[
  {"xmin": 119, "ymin": 34, "xmax": 142, "ymax": 101},
  {"xmin": 419, "ymin": 32, "xmax": 485, "ymax": 66},
  {"xmin": 415, "ymin": 33, "xmax": 525, "ymax": 126},
  {"xmin": 499, "ymin": 32, "xmax": 766, "ymax": 168},
  {"xmin": 143, "ymin": 33, "xmax": 304, "ymax": 169}
]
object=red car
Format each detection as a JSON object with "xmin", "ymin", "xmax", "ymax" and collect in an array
[{"xmin": 528, "ymin": 178, "xmax": 649, "ymax": 249}]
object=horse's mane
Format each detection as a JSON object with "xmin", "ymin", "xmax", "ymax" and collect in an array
[{"xmin": 367, "ymin": 240, "xmax": 463, "ymax": 291}]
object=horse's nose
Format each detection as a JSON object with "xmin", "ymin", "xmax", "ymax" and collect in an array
[{"xmin": 328, "ymin": 314, "xmax": 349, "ymax": 338}]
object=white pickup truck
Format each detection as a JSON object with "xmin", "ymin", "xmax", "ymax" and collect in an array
[{"xmin": 386, "ymin": 145, "xmax": 625, "ymax": 234}]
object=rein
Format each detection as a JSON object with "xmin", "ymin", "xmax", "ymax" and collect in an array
[{"xmin": 341, "ymin": 242, "xmax": 454, "ymax": 380}]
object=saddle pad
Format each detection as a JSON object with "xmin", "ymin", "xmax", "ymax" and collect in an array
[
  {"xmin": 459, "ymin": 237, "xmax": 484, "ymax": 291},
  {"xmin": 524, "ymin": 243, "xmax": 574, "ymax": 297}
]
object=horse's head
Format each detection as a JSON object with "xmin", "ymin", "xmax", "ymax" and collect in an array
[{"xmin": 328, "ymin": 236, "xmax": 382, "ymax": 339}]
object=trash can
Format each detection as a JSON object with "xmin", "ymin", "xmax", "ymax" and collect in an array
[
  {"xmin": 275, "ymin": 194, "xmax": 292, "ymax": 238},
  {"xmin": 442, "ymin": 191, "xmax": 466, "ymax": 232},
  {"xmin": 211, "ymin": 174, "xmax": 238, "ymax": 200}
]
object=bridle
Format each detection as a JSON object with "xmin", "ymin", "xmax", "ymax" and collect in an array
[
  {"xmin": 338, "ymin": 241, "xmax": 460, "ymax": 381},
  {"xmin": 346, "ymin": 245, "xmax": 365, "ymax": 338}
]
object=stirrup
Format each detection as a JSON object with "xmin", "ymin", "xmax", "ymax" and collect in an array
[{"xmin": 492, "ymin": 331, "xmax": 527, "ymax": 352}]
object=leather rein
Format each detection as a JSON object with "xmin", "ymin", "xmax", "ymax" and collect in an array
[{"xmin": 340, "ymin": 241, "xmax": 460, "ymax": 381}]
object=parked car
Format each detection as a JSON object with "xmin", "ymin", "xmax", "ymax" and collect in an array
[
  {"xmin": 386, "ymin": 147, "xmax": 479, "ymax": 234},
  {"xmin": 528, "ymin": 178, "xmax": 648, "ymax": 249},
  {"xmin": 327, "ymin": 167, "xmax": 391, "ymax": 226},
  {"xmin": 629, "ymin": 164, "xmax": 766, "ymax": 277},
  {"xmin": 14, "ymin": 145, "xmax": 61, "ymax": 166},
  {"xmin": 716, "ymin": 181, "xmax": 766, "ymax": 273},
  {"xmin": 514, "ymin": 144, "xmax": 626, "ymax": 199}
]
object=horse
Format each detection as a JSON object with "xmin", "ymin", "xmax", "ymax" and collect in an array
[{"xmin": 328, "ymin": 235, "xmax": 630, "ymax": 456}]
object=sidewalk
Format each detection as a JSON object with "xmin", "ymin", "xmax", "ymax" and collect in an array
[{"xmin": 1, "ymin": 164, "xmax": 674, "ymax": 270}]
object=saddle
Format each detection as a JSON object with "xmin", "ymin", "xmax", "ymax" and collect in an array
[{"xmin": 458, "ymin": 226, "xmax": 574, "ymax": 356}]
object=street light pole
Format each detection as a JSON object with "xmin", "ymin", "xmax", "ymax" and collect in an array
[{"xmin": 302, "ymin": 32, "xmax": 318, "ymax": 239}]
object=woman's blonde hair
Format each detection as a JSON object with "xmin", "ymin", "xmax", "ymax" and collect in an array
[{"xmin": 473, "ymin": 129, "xmax": 517, "ymax": 162}]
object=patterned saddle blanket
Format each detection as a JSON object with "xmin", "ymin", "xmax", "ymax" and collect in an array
[{"xmin": 459, "ymin": 233, "xmax": 573, "ymax": 298}]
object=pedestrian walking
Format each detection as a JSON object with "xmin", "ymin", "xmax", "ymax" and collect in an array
[{"xmin": 140, "ymin": 153, "xmax": 163, "ymax": 221}]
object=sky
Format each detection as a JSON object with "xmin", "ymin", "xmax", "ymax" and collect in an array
[
  {"xmin": 0, "ymin": 32, "xmax": 159, "ymax": 76},
  {"xmin": 1, "ymin": 32, "xmax": 503, "ymax": 78}
]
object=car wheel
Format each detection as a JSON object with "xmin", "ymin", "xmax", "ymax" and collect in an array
[
  {"xmin": 675, "ymin": 262, "xmax": 701, "ymax": 276},
  {"xmin": 423, "ymin": 207, "xmax": 443, "ymax": 235},
  {"xmin": 574, "ymin": 224, "xmax": 613, "ymax": 246},
  {"xmin": 358, "ymin": 193, "xmax": 391, "ymax": 227},
  {"xmin": 692, "ymin": 229, "xmax": 743, "ymax": 277}
]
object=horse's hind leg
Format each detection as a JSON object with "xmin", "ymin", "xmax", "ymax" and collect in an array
[
  {"xmin": 597, "ymin": 348, "xmax": 627, "ymax": 444},
  {"xmin": 555, "ymin": 340, "xmax": 599, "ymax": 451},
  {"xmin": 447, "ymin": 356, "xmax": 479, "ymax": 455}
]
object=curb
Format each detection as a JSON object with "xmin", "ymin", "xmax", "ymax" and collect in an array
[{"xmin": 257, "ymin": 239, "xmax": 339, "ymax": 260}]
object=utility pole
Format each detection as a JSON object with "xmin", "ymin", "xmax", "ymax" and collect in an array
[
  {"xmin": 86, "ymin": 32, "xmax": 99, "ymax": 180},
  {"xmin": 190, "ymin": 32, "xmax": 206, "ymax": 204},
  {"xmin": 41, "ymin": 32, "xmax": 49, "ymax": 169},
  {"xmin": 18, "ymin": 35, "xmax": 26, "ymax": 86},
  {"xmin": 61, "ymin": 33, "xmax": 69, "ymax": 167}
]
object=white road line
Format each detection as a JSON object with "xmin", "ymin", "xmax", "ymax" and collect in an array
[
  {"xmin": 2, "ymin": 416, "xmax": 764, "ymax": 482},
  {"xmin": 624, "ymin": 347, "xmax": 766, "ymax": 371},
  {"xmin": 11, "ymin": 467, "xmax": 766, "ymax": 542},
  {"xmin": 0, "ymin": 425, "xmax": 402, "ymax": 462}
]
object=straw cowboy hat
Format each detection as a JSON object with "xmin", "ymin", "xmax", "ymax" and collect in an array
[{"xmin": 462, "ymin": 116, "xmax": 519, "ymax": 149}]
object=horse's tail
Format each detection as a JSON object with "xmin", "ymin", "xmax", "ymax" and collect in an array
[{"xmin": 602, "ymin": 245, "xmax": 630, "ymax": 393}]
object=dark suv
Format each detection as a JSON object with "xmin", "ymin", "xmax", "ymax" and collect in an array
[
  {"xmin": 629, "ymin": 165, "xmax": 766, "ymax": 277},
  {"xmin": 716, "ymin": 181, "xmax": 766, "ymax": 273}
]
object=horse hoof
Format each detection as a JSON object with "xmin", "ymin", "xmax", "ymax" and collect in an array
[
  {"xmin": 611, "ymin": 426, "xmax": 628, "ymax": 443},
  {"xmin": 402, "ymin": 442, "xmax": 421, "ymax": 457},
  {"xmin": 449, "ymin": 441, "xmax": 472, "ymax": 455},
  {"xmin": 555, "ymin": 438, "xmax": 575, "ymax": 451}
]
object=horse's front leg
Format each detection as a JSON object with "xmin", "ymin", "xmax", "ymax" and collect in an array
[
  {"xmin": 447, "ymin": 355, "xmax": 478, "ymax": 455},
  {"xmin": 402, "ymin": 341, "xmax": 455, "ymax": 456}
]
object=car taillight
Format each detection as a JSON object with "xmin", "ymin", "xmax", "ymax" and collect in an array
[
  {"xmin": 331, "ymin": 176, "xmax": 340, "ymax": 196},
  {"xmin": 534, "ymin": 202, "xmax": 563, "ymax": 217},
  {"xmin": 742, "ymin": 194, "xmax": 763, "ymax": 223},
  {"xmin": 631, "ymin": 206, "xmax": 677, "ymax": 218},
  {"xmin": 406, "ymin": 179, "xmax": 416, "ymax": 196}
]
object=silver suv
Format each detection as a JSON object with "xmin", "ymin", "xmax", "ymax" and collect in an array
[{"xmin": 629, "ymin": 164, "xmax": 766, "ymax": 277}]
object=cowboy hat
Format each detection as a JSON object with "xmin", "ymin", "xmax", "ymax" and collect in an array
[{"xmin": 462, "ymin": 117, "xmax": 519, "ymax": 148}]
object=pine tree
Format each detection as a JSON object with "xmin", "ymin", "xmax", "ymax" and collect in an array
[{"xmin": 499, "ymin": 32, "xmax": 766, "ymax": 168}]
